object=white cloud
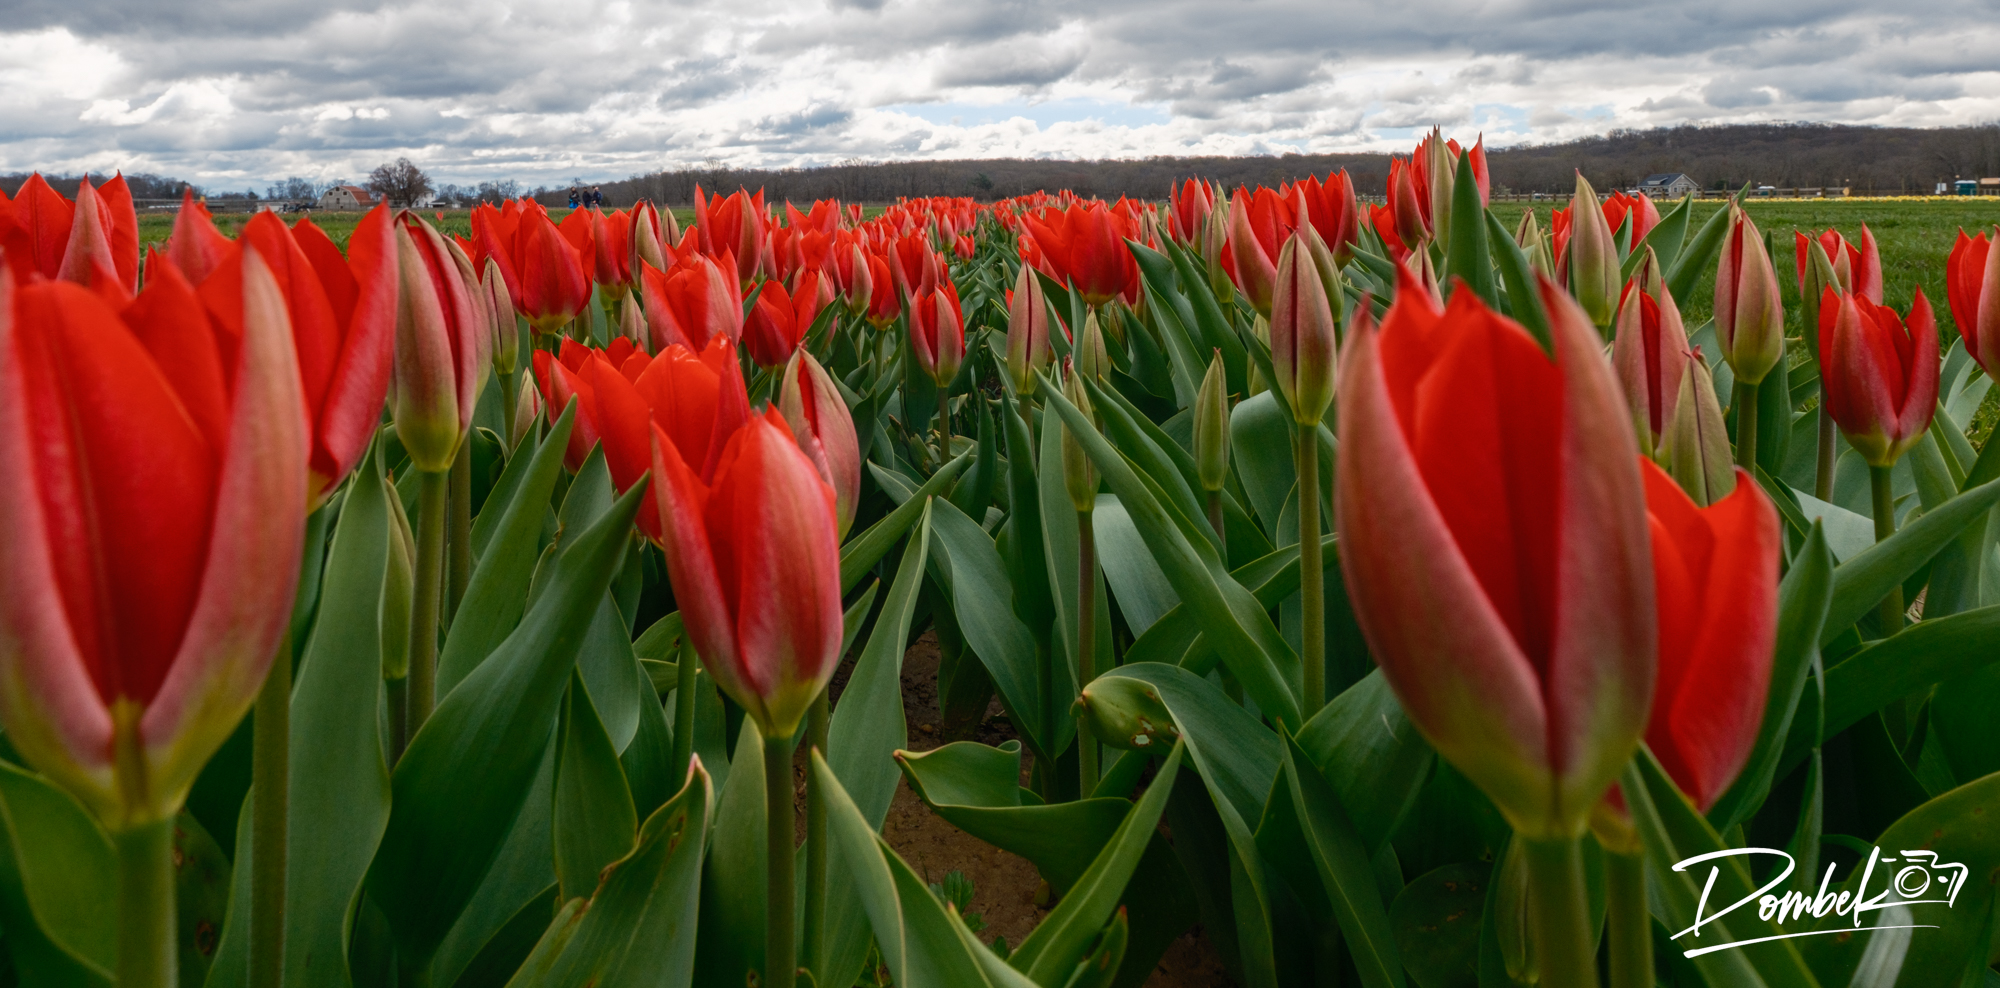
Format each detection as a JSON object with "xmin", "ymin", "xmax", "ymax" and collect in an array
[{"xmin": 3, "ymin": 0, "xmax": 1999, "ymax": 189}]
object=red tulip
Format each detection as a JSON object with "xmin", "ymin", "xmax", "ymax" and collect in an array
[
  {"xmin": 169, "ymin": 189, "xmax": 233, "ymax": 286},
  {"xmin": 1270, "ymin": 232, "xmax": 1337, "ymax": 425},
  {"xmin": 1610, "ymin": 263, "xmax": 1691, "ymax": 458},
  {"xmin": 1946, "ymin": 227, "xmax": 1998, "ymax": 379},
  {"xmin": 55, "ymin": 176, "xmax": 138, "ymax": 302},
  {"xmin": 1714, "ymin": 205, "xmax": 1785, "ymax": 386},
  {"xmin": 649, "ymin": 411, "xmax": 842, "ymax": 736},
  {"xmin": 639, "ymin": 252, "xmax": 743, "ymax": 351},
  {"xmin": 834, "ymin": 239, "xmax": 874, "ymax": 316},
  {"xmin": 1818, "ymin": 288, "xmax": 1939, "ymax": 468},
  {"xmin": 1602, "ymin": 191, "xmax": 1662, "ymax": 249},
  {"xmin": 0, "ymin": 174, "xmax": 76, "ymax": 282},
  {"xmin": 779, "ymin": 350, "xmax": 861, "ymax": 538},
  {"xmin": 696, "ymin": 187, "xmax": 766, "ymax": 285},
  {"xmin": 909, "ymin": 281, "xmax": 965, "ymax": 388},
  {"xmin": 863, "ymin": 252, "xmax": 899, "ymax": 328},
  {"xmin": 468, "ymin": 203, "xmax": 523, "ymax": 306},
  {"xmin": 744, "ymin": 279, "xmax": 805, "ymax": 368},
  {"xmin": 0, "ymin": 252, "xmax": 307, "ymax": 828},
  {"xmin": 1795, "ymin": 226, "xmax": 1881, "ymax": 303},
  {"xmin": 1383, "ymin": 160, "xmax": 1427, "ymax": 253},
  {"xmin": 1168, "ymin": 179, "xmax": 1217, "ymax": 245},
  {"xmin": 1335, "ymin": 276, "xmax": 1655, "ymax": 837},
  {"xmin": 514, "ymin": 207, "xmax": 592, "ymax": 335},
  {"xmin": 389, "ymin": 213, "xmax": 489, "ymax": 472},
  {"xmin": 888, "ymin": 233, "xmax": 942, "ymax": 303},
  {"xmin": 1639, "ymin": 456, "xmax": 1779, "ymax": 811},
  {"xmin": 594, "ymin": 208, "xmax": 636, "ymax": 298},
  {"xmin": 1021, "ymin": 201, "xmax": 1140, "ymax": 308},
  {"xmin": 953, "ymin": 233, "xmax": 976, "ymax": 261},
  {"xmin": 1223, "ymin": 187, "xmax": 1300, "ymax": 317},
  {"xmin": 1293, "ymin": 171, "xmax": 1360, "ymax": 266}
]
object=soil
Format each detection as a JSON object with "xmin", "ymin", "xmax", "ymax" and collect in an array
[{"xmin": 803, "ymin": 631, "xmax": 1235, "ymax": 987}]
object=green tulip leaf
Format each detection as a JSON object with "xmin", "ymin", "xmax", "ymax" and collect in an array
[
  {"xmin": 553, "ymin": 669, "xmax": 637, "ymax": 902},
  {"xmin": 1278, "ymin": 731, "xmax": 1408, "ymax": 988},
  {"xmin": 1824, "ymin": 478, "xmax": 2000, "ymax": 643},
  {"xmin": 1390, "ymin": 862, "xmax": 1490, "ymax": 988},
  {"xmin": 691, "ymin": 719, "xmax": 768, "ymax": 985},
  {"xmin": 1295, "ymin": 671, "xmax": 1435, "ymax": 855},
  {"xmin": 1093, "ymin": 494, "xmax": 1181, "ymax": 635},
  {"xmin": 0, "ymin": 760, "xmax": 114, "ymax": 986},
  {"xmin": 927, "ymin": 499, "xmax": 1066, "ymax": 755},
  {"xmin": 842, "ymin": 449, "xmax": 971, "ymax": 592},
  {"xmin": 1445, "ymin": 156, "xmax": 1495, "ymax": 307}
]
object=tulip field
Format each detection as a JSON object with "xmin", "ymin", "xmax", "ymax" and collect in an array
[{"xmin": 3, "ymin": 129, "xmax": 2000, "ymax": 988}]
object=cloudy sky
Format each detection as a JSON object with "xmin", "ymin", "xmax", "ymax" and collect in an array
[{"xmin": 3, "ymin": 0, "xmax": 1998, "ymax": 191}]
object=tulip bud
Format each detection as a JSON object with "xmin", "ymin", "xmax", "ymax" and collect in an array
[
  {"xmin": 511, "ymin": 367, "xmax": 542, "ymax": 449},
  {"xmin": 632, "ymin": 201, "xmax": 670, "ymax": 274},
  {"xmin": 1061, "ymin": 367, "xmax": 1099, "ymax": 514},
  {"xmin": 1074, "ymin": 676, "xmax": 1180, "ymax": 751},
  {"xmin": 1714, "ymin": 204, "xmax": 1785, "ymax": 386},
  {"xmin": 1660, "ymin": 348, "xmax": 1735, "ymax": 506},
  {"xmin": 1271, "ymin": 233, "xmax": 1338, "ymax": 426},
  {"xmin": 1610, "ymin": 250, "xmax": 1691, "ymax": 459},
  {"xmin": 1567, "ymin": 172, "xmax": 1619, "ymax": 332},
  {"xmin": 1301, "ymin": 224, "xmax": 1346, "ymax": 326},
  {"xmin": 1075, "ymin": 310, "xmax": 1110, "ymax": 384},
  {"xmin": 780, "ymin": 350, "xmax": 861, "ymax": 539},
  {"xmin": 482, "ymin": 258, "xmax": 518, "ymax": 378},
  {"xmin": 909, "ymin": 284, "xmax": 965, "ymax": 389},
  {"xmin": 1820, "ymin": 289, "xmax": 1940, "ymax": 468},
  {"xmin": 381, "ymin": 474, "xmax": 416, "ymax": 681},
  {"xmin": 1194, "ymin": 350, "xmax": 1230, "ymax": 493},
  {"xmin": 1946, "ymin": 226, "xmax": 1999, "ymax": 380},
  {"xmin": 1424, "ymin": 129, "xmax": 1457, "ymax": 247},
  {"xmin": 1516, "ymin": 210, "xmax": 1554, "ymax": 278},
  {"xmin": 617, "ymin": 295, "xmax": 645, "ymax": 347},
  {"xmin": 1007, "ymin": 262, "xmax": 1051, "ymax": 395},
  {"xmin": 1402, "ymin": 249, "xmax": 1443, "ymax": 308},
  {"xmin": 391, "ymin": 223, "xmax": 468, "ymax": 472}
]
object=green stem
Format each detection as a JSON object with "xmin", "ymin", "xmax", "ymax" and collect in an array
[
  {"xmin": 387, "ymin": 676, "xmax": 409, "ymax": 765},
  {"xmin": 249, "ymin": 630, "xmax": 292, "ymax": 988},
  {"xmin": 1814, "ymin": 402, "xmax": 1836, "ymax": 502},
  {"xmin": 672, "ymin": 637, "xmax": 700, "ymax": 783},
  {"xmin": 408, "ymin": 469, "xmax": 448, "ymax": 738},
  {"xmin": 765, "ymin": 732, "xmax": 798, "ymax": 988},
  {"xmin": 1522, "ymin": 836, "xmax": 1600, "ymax": 988},
  {"xmin": 501, "ymin": 368, "xmax": 522, "ymax": 449},
  {"xmin": 1606, "ymin": 850, "xmax": 1652, "ymax": 988},
  {"xmin": 447, "ymin": 438, "xmax": 472, "ymax": 627},
  {"xmin": 1076, "ymin": 508, "xmax": 1099, "ymax": 797},
  {"xmin": 1296, "ymin": 427, "xmax": 1324, "ymax": 718},
  {"xmin": 1206, "ymin": 490, "xmax": 1225, "ymax": 557},
  {"xmin": 1734, "ymin": 380, "xmax": 1759, "ymax": 472},
  {"xmin": 115, "ymin": 818, "xmax": 176, "ymax": 988},
  {"xmin": 1869, "ymin": 465, "xmax": 1905, "ymax": 632},
  {"xmin": 937, "ymin": 397, "xmax": 953, "ymax": 468},
  {"xmin": 804, "ymin": 691, "xmax": 830, "ymax": 979},
  {"xmin": 1036, "ymin": 641, "xmax": 1054, "ymax": 803}
]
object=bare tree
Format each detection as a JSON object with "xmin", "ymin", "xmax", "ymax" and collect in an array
[
  {"xmin": 266, "ymin": 176, "xmax": 319, "ymax": 202},
  {"xmin": 368, "ymin": 158, "xmax": 433, "ymax": 208}
]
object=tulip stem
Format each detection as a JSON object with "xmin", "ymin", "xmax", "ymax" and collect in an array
[
  {"xmin": 408, "ymin": 469, "xmax": 448, "ymax": 739},
  {"xmin": 1814, "ymin": 403, "xmax": 1836, "ymax": 502},
  {"xmin": 804, "ymin": 691, "xmax": 830, "ymax": 979},
  {"xmin": 1869, "ymin": 465, "xmax": 1905, "ymax": 633},
  {"xmin": 765, "ymin": 731, "xmax": 798, "ymax": 988},
  {"xmin": 1206, "ymin": 490, "xmax": 1226, "ymax": 556},
  {"xmin": 249, "ymin": 629, "xmax": 292, "ymax": 988},
  {"xmin": 937, "ymin": 398, "xmax": 953, "ymax": 467},
  {"xmin": 447, "ymin": 439, "xmax": 472, "ymax": 627},
  {"xmin": 1733, "ymin": 380, "xmax": 1759, "ymax": 471},
  {"xmin": 1606, "ymin": 849, "xmax": 1652, "ymax": 988},
  {"xmin": 1076, "ymin": 508, "xmax": 1099, "ymax": 797},
  {"xmin": 672, "ymin": 637, "xmax": 700, "ymax": 784},
  {"xmin": 1295, "ymin": 426, "xmax": 1325, "ymax": 718},
  {"xmin": 115, "ymin": 817, "xmax": 176, "ymax": 988},
  {"xmin": 1523, "ymin": 836, "xmax": 1600, "ymax": 988}
]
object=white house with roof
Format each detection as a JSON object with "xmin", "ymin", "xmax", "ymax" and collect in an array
[
  {"xmin": 316, "ymin": 185, "xmax": 376, "ymax": 210},
  {"xmin": 1637, "ymin": 173, "xmax": 1700, "ymax": 198}
]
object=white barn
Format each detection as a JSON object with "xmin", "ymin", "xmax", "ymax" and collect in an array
[
  {"xmin": 1637, "ymin": 173, "xmax": 1700, "ymax": 199},
  {"xmin": 316, "ymin": 185, "xmax": 376, "ymax": 210}
]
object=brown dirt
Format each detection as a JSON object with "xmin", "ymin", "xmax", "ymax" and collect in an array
[{"xmin": 805, "ymin": 631, "xmax": 1234, "ymax": 987}]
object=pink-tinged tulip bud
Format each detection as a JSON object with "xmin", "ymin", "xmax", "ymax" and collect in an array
[
  {"xmin": 1075, "ymin": 309, "xmax": 1110, "ymax": 384},
  {"xmin": 1638, "ymin": 457, "xmax": 1779, "ymax": 811},
  {"xmin": 1007, "ymin": 261, "xmax": 1052, "ymax": 395},
  {"xmin": 382, "ymin": 481, "xmax": 416, "ymax": 681},
  {"xmin": 838, "ymin": 241, "xmax": 874, "ymax": 316},
  {"xmin": 1335, "ymin": 276, "xmax": 1655, "ymax": 839},
  {"xmin": 511, "ymin": 374, "xmax": 542, "ymax": 448},
  {"xmin": 909, "ymin": 282, "xmax": 965, "ymax": 388},
  {"xmin": 1061, "ymin": 365, "xmax": 1099, "ymax": 513},
  {"xmin": 1661, "ymin": 348, "xmax": 1735, "ymax": 507},
  {"xmin": 1796, "ymin": 226, "xmax": 1881, "ymax": 304},
  {"xmin": 1714, "ymin": 205, "xmax": 1785, "ymax": 386},
  {"xmin": 1301, "ymin": 224, "xmax": 1345, "ymax": 325},
  {"xmin": 1516, "ymin": 210, "xmax": 1554, "ymax": 278},
  {"xmin": 1611, "ymin": 252, "xmax": 1691, "ymax": 459},
  {"xmin": 1226, "ymin": 188, "xmax": 1291, "ymax": 318},
  {"xmin": 780, "ymin": 350, "xmax": 861, "ymax": 538},
  {"xmin": 1194, "ymin": 350, "xmax": 1230, "ymax": 493},
  {"xmin": 1271, "ymin": 232, "xmax": 1338, "ymax": 426},
  {"xmin": 169, "ymin": 188, "xmax": 231, "ymax": 286},
  {"xmin": 0, "ymin": 251, "xmax": 308, "ymax": 829},
  {"xmin": 391, "ymin": 216, "xmax": 484, "ymax": 473},
  {"xmin": 649, "ymin": 412, "xmax": 843, "ymax": 737},
  {"xmin": 1422, "ymin": 129, "xmax": 1458, "ymax": 246},
  {"xmin": 483, "ymin": 257, "xmax": 519, "ymax": 377},
  {"xmin": 615, "ymin": 294, "xmax": 644, "ymax": 347},
  {"xmin": 1818, "ymin": 288, "xmax": 1940, "ymax": 468},
  {"xmin": 1946, "ymin": 227, "xmax": 1999, "ymax": 380},
  {"xmin": 631, "ymin": 201, "xmax": 670, "ymax": 275},
  {"xmin": 1386, "ymin": 159, "xmax": 1427, "ymax": 253},
  {"xmin": 1566, "ymin": 172, "xmax": 1619, "ymax": 331}
]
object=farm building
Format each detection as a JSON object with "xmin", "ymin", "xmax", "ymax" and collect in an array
[
  {"xmin": 1637, "ymin": 173, "xmax": 1700, "ymax": 198},
  {"xmin": 317, "ymin": 185, "xmax": 375, "ymax": 210}
]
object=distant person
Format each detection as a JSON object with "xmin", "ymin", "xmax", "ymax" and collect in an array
[
  {"xmin": 591, "ymin": 186, "xmax": 604, "ymax": 207},
  {"xmin": 568, "ymin": 188, "xmax": 580, "ymax": 209}
]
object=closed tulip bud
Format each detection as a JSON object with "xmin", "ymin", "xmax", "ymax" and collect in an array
[
  {"xmin": 649, "ymin": 412, "xmax": 843, "ymax": 737},
  {"xmin": 1075, "ymin": 310, "xmax": 1110, "ymax": 384},
  {"xmin": 1061, "ymin": 366, "xmax": 1098, "ymax": 514},
  {"xmin": 909, "ymin": 283, "xmax": 965, "ymax": 389},
  {"xmin": 1819, "ymin": 288, "xmax": 1940, "ymax": 468},
  {"xmin": 1611, "ymin": 250, "xmax": 1691, "ymax": 459},
  {"xmin": 390, "ymin": 219, "xmax": 481, "ymax": 473},
  {"xmin": 1424, "ymin": 129, "xmax": 1457, "ymax": 246},
  {"xmin": 779, "ymin": 350, "xmax": 861, "ymax": 538},
  {"xmin": 1074, "ymin": 676, "xmax": 1180, "ymax": 751},
  {"xmin": 1567, "ymin": 172, "xmax": 1619, "ymax": 332},
  {"xmin": 1714, "ymin": 205, "xmax": 1785, "ymax": 385},
  {"xmin": 381, "ymin": 474, "xmax": 416, "ymax": 681},
  {"xmin": 1516, "ymin": 210, "xmax": 1554, "ymax": 277},
  {"xmin": 1661, "ymin": 348, "xmax": 1735, "ymax": 506},
  {"xmin": 617, "ymin": 294, "xmax": 644, "ymax": 346},
  {"xmin": 1301, "ymin": 224, "xmax": 1345, "ymax": 325},
  {"xmin": 511, "ymin": 374, "xmax": 542, "ymax": 449},
  {"xmin": 1402, "ymin": 248, "xmax": 1444, "ymax": 308},
  {"xmin": 1007, "ymin": 262, "xmax": 1051, "ymax": 395},
  {"xmin": 1194, "ymin": 350, "xmax": 1230, "ymax": 492},
  {"xmin": 632, "ymin": 201, "xmax": 670, "ymax": 274},
  {"xmin": 1271, "ymin": 233, "xmax": 1338, "ymax": 426},
  {"xmin": 1946, "ymin": 226, "xmax": 1999, "ymax": 380},
  {"xmin": 483, "ymin": 257, "xmax": 518, "ymax": 377}
]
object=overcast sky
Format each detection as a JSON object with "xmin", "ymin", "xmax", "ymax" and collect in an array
[{"xmin": 4, "ymin": 0, "xmax": 1997, "ymax": 191}]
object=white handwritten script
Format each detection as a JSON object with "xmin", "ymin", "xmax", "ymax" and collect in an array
[{"xmin": 1668, "ymin": 847, "xmax": 1969, "ymax": 958}]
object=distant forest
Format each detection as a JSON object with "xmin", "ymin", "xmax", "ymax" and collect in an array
[{"xmin": 9, "ymin": 121, "xmax": 1999, "ymax": 209}]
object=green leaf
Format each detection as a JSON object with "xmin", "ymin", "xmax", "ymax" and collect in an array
[
  {"xmin": 1010, "ymin": 742, "xmax": 1185, "ymax": 985},
  {"xmin": 1085, "ymin": 376, "xmax": 1214, "ymax": 551},
  {"xmin": 0, "ymin": 761, "xmax": 113, "ymax": 986},
  {"xmin": 575, "ymin": 593, "xmax": 647, "ymax": 754},
  {"xmin": 364, "ymin": 481, "xmax": 645, "ymax": 973},
  {"xmin": 927, "ymin": 499, "xmax": 1070, "ymax": 756},
  {"xmin": 1707, "ymin": 523, "xmax": 1834, "ymax": 833},
  {"xmin": 1390, "ymin": 862, "xmax": 1489, "ymax": 988},
  {"xmin": 1444, "ymin": 155, "xmax": 1495, "ymax": 307},
  {"xmin": 1279, "ymin": 732, "xmax": 1408, "ymax": 988},
  {"xmin": 1093, "ymin": 494, "xmax": 1181, "ymax": 634},
  {"xmin": 1824, "ymin": 478, "xmax": 2000, "ymax": 643},
  {"xmin": 553, "ymin": 669, "xmax": 638, "ymax": 901},
  {"xmin": 1627, "ymin": 193, "xmax": 1694, "ymax": 277},
  {"xmin": 842, "ymin": 449, "xmax": 972, "ymax": 592},
  {"xmin": 1484, "ymin": 210, "xmax": 1551, "ymax": 348},
  {"xmin": 281, "ymin": 446, "xmax": 396, "ymax": 987},
  {"xmin": 438, "ymin": 400, "xmax": 579, "ymax": 695},
  {"xmin": 1039, "ymin": 391, "xmax": 1110, "ymax": 750},
  {"xmin": 1057, "ymin": 910, "xmax": 1130, "ymax": 988},
  {"xmin": 506, "ymin": 762, "xmax": 712, "ymax": 988},
  {"xmin": 1132, "ymin": 239, "xmax": 1246, "ymax": 396},
  {"xmin": 1124, "ymin": 533, "xmax": 1330, "ymax": 669},
  {"xmin": 691, "ymin": 719, "xmax": 768, "ymax": 985},
  {"xmin": 426, "ymin": 748, "xmax": 555, "ymax": 988},
  {"xmin": 1665, "ymin": 199, "xmax": 1734, "ymax": 303},
  {"xmin": 1294, "ymin": 671, "xmax": 1434, "ymax": 855}
]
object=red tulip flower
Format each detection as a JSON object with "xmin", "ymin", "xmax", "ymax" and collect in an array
[
  {"xmin": 779, "ymin": 350, "xmax": 861, "ymax": 538},
  {"xmin": 1335, "ymin": 277, "xmax": 1655, "ymax": 838},
  {"xmin": 1818, "ymin": 288, "xmax": 1940, "ymax": 468},
  {"xmin": 1383, "ymin": 159, "xmax": 1427, "ymax": 253},
  {"xmin": 0, "ymin": 255, "xmax": 307, "ymax": 829},
  {"xmin": 640, "ymin": 253, "xmax": 743, "ymax": 351},
  {"xmin": 744, "ymin": 278, "xmax": 806, "ymax": 368},
  {"xmin": 1021, "ymin": 201, "xmax": 1139, "ymax": 308},
  {"xmin": 513, "ymin": 207, "xmax": 591, "ymax": 335},
  {"xmin": 469, "ymin": 203, "xmax": 523, "ymax": 305},
  {"xmin": 888, "ymin": 233, "xmax": 941, "ymax": 303},
  {"xmin": 1270, "ymin": 232, "xmax": 1337, "ymax": 425},
  {"xmin": 1223, "ymin": 186, "xmax": 1301, "ymax": 317},
  {"xmin": 1796, "ymin": 226, "xmax": 1881, "ymax": 303},
  {"xmin": 1611, "ymin": 271, "xmax": 1692, "ymax": 458},
  {"xmin": 649, "ymin": 410, "xmax": 843, "ymax": 737},
  {"xmin": 0, "ymin": 174, "xmax": 76, "ymax": 282},
  {"xmin": 863, "ymin": 252, "xmax": 899, "ymax": 328},
  {"xmin": 909, "ymin": 281, "xmax": 965, "ymax": 388},
  {"xmin": 169, "ymin": 188, "xmax": 233, "ymax": 286},
  {"xmin": 1946, "ymin": 227, "xmax": 1998, "ymax": 379},
  {"xmin": 1639, "ymin": 457, "xmax": 1780, "ymax": 811},
  {"xmin": 389, "ymin": 213, "xmax": 490, "ymax": 473},
  {"xmin": 594, "ymin": 208, "xmax": 636, "ymax": 299},
  {"xmin": 1602, "ymin": 191, "xmax": 1662, "ymax": 249},
  {"xmin": 834, "ymin": 239, "xmax": 874, "ymax": 316},
  {"xmin": 1168, "ymin": 178, "xmax": 1217, "ymax": 244},
  {"xmin": 55, "ymin": 176, "xmax": 139, "ymax": 302},
  {"xmin": 1293, "ymin": 171, "xmax": 1361, "ymax": 266},
  {"xmin": 696, "ymin": 187, "xmax": 767, "ymax": 285}
]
